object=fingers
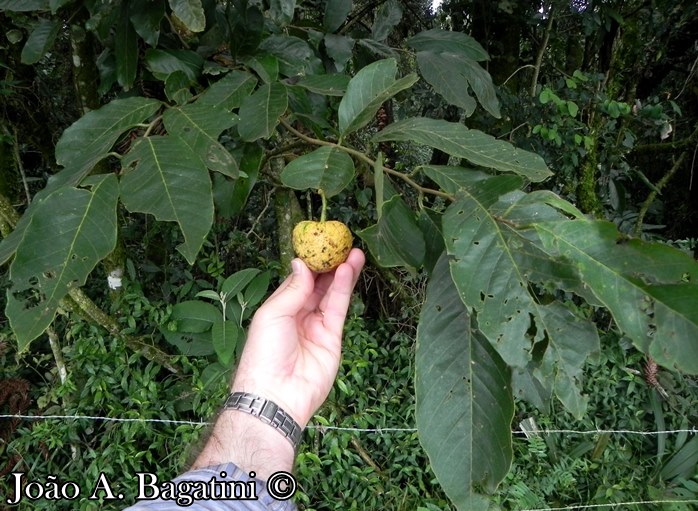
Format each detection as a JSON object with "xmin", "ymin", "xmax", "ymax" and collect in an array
[
  {"xmin": 257, "ymin": 258, "xmax": 315, "ymax": 321},
  {"xmin": 320, "ymin": 249, "xmax": 365, "ymax": 337}
]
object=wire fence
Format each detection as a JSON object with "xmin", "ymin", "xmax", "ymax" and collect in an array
[{"xmin": 1, "ymin": 413, "xmax": 696, "ymax": 510}]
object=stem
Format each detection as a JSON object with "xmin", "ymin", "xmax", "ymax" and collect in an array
[
  {"xmin": 530, "ymin": 4, "xmax": 555, "ymax": 97},
  {"xmin": 279, "ymin": 119, "xmax": 454, "ymax": 201},
  {"xmin": 11, "ymin": 127, "xmax": 31, "ymax": 205},
  {"xmin": 319, "ymin": 189, "xmax": 327, "ymax": 222}
]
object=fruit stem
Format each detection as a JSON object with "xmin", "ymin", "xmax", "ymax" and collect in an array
[{"xmin": 319, "ymin": 189, "xmax": 327, "ymax": 223}]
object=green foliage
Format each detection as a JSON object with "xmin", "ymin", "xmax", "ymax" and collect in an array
[{"xmin": 1, "ymin": 2, "xmax": 698, "ymax": 510}]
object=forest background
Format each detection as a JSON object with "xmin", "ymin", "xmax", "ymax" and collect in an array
[{"xmin": 0, "ymin": 0, "xmax": 697, "ymax": 510}]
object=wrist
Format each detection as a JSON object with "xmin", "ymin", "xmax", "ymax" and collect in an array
[{"xmin": 192, "ymin": 407, "xmax": 295, "ymax": 481}]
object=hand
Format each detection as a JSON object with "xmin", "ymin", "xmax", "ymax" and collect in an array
[
  {"xmin": 232, "ymin": 248, "xmax": 365, "ymax": 427},
  {"xmin": 192, "ymin": 249, "xmax": 365, "ymax": 477}
]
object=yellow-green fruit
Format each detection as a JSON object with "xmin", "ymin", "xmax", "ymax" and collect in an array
[{"xmin": 292, "ymin": 220, "xmax": 353, "ymax": 273}]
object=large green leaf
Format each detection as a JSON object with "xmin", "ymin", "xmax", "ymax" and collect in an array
[
  {"xmin": 0, "ymin": 0, "xmax": 48, "ymax": 11},
  {"xmin": 163, "ymin": 102, "xmax": 239, "ymax": 177},
  {"xmin": 371, "ymin": 0, "xmax": 402, "ymax": 42},
  {"xmin": 258, "ymin": 35, "xmax": 322, "ymax": 77},
  {"xmin": 120, "ymin": 136, "xmax": 213, "ymax": 264},
  {"xmin": 6, "ymin": 175, "xmax": 119, "ymax": 350},
  {"xmin": 144, "ymin": 49, "xmax": 203, "ymax": 82},
  {"xmin": 324, "ymin": 35, "xmax": 355, "ymax": 72},
  {"xmin": 20, "ymin": 18, "xmax": 60, "ymax": 64},
  {"xmin": 338, "ymin": 59, "xmax": 418, "ymax": 137},
  {"xmin": 51, "ymin": 97, "xmax": 162, "ymax": 191},
  {"xmin": 280, "ymin": 146, "xmax": 355, "ymax": 198},
  {"xmin": 416, "ymin": 51, "xmax": 500, "ymax": 118},
  {"xmin": 416, "ymin": 254, "xmax": 513, "ymax": 511},
  {"xmin": 407, "ymin": 29, "xmax": 489, "ymax": 61},
  {"xmin": 115, "ymin": 2, "xmax": 138, "ymax": 89},
  {"xmin": 196, "ymin": 71, "xmax": 257, "ymax": 110},
  {"xmin": 237, "ymin": 82, "xmax": 288, "ymax": 142},
  {"xmin": 269, "ymin": 0, "xmax": 295, "ymax": 26},
  {"xmin": 296, "ymin": 74, "xmax": 350, "ymax": 96},
  {"xmin": 168, "ymin": 0, "xmax": 205, "ymax": 32},
  {"xmin": 375, "ymin": 118, "xmax": 552, "ymax": 182},
  {"xmin": 535, "ymin": 220, "xmax": 698, "ymax": 374},
  {"xmin": 357, "ymin": 195, "xmax": 425, "ymax": 269},
  {"xmin": 129, "ymin": 0, "xmax": 165, "ymax": 46},
  {"xmin": 212, "ymin": 319, "xmax": 242, "ymax": 366},
  {"xmin": 323, "ymin": 0, "xmax": 352, "ymax": 32}
]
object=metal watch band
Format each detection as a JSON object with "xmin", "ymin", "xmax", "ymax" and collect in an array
[{"xmin": 224, "ymin": 392, "xmax": 302, "ymax": 449}]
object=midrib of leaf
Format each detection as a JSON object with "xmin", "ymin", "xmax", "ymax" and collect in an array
[
  {"xmin": 43, "ymin": 183, "xmax": 103, "ymax": 307},
  {"xmin": 144, "ymin": 138, "xmax": 179, "ymax": 225},
  {"xmin": 58, "ymin": 102, "xmax": 158, "ymax": 166},
  {"xmin": 178, "ymin": 108, "xmax": 220, "ymax": 145},
  {"xmin": 261, "ymin": 85, "xmax": 273, "ymax": 135}
]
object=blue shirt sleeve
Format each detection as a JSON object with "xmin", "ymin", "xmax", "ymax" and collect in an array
[{"xmin": 122, "ymin": 463, "xmax": 297, "ymax": 511}]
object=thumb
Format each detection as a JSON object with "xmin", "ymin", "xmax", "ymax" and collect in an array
[{"xmin": 260, "ymin": 259, "xmax": 315, "ymax": 319}]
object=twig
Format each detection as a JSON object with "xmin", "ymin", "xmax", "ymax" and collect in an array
[
  {"xmin": 10, "ymin": 127, "xmax": 31, "ymax": 205},
  {"xmin": 279, "ymin": 118, "xmax": 454, "ymax": 201},
  {"xmin": 530, "ymin": 4, "xmax": 555, "ymax": 97}
]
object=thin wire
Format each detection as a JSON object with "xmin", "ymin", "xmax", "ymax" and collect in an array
[
  {"xmin": 1, "ymin": 414, "xmax": 696, "ymax": 436},
  {"xmin": 520, "ymin": 499, "xmax": 698, "ymax": 511}
]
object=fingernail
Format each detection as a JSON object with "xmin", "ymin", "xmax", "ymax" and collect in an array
[{"xmin": 291, "ymin": 259, "xmax": 301, "ymax": 275}]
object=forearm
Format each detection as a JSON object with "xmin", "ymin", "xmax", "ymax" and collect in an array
[{"xmin": 192, "ymin": 409, "xmax": 296, "ymax": 481}]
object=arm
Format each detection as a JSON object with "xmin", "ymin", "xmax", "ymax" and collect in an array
[{"xmin": 125, "ymin": 249, "xmax": 365, "ymax": 509}]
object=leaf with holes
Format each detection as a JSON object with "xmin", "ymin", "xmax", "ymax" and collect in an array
[
  {"xmin": 120, "ymin": 135, "xmax": 213, "ymax": 265},
  {"xmin": 376, "ymin": 118, "xmax": 552, "ymax": 182},
  {"xmin": 163, "ymin": 102, "xmax": 239, "ymax": 178},
  {"xmin": 280, "ymin": 146, "xmax": 354, "ymax": 198},
  {"xmin": 416, "ymin": 254, "xmax": 513, "ymax": 511},
  {"xmin": 535, "ymin": 220, "xmax": 698, "ymax": 374},
  {"xmin": 6, "ymin": 175, "xmax": 119, "ymax": 351}
]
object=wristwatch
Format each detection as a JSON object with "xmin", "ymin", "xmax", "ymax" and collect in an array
[{"xmin": 224, "ymin": 391, "xmax": 303, "ymax": 449}]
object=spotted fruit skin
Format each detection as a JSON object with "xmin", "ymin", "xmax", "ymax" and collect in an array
[{"xmin": 292, "ymin": 220, "xmax": 353, "ymax": 273}]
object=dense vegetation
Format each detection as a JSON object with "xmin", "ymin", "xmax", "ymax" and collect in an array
[{"xmin": 1, "ymin": 0, "xmax": 697, "ymax": 510}]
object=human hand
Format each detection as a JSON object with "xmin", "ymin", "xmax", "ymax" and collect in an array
[{"xmin": 232, "ymin": 248, "xmax": 365, "ymax": 427}]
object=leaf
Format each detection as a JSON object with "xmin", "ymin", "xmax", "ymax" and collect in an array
[
  {"xmin": 338, "ymin": 59, "xmax": 418, "ymax": 137},
  {"xmin": 169, "ymin": 300, "xmax": 221, "ymax": 333},
  {"xmin": 357, "ymin": 195, "xmax": 425, "ymax": 269},
  {"xmin": 259, "ymin": 35, "xmax": 322, "ymax": 77},
  {"xmin": 164, "ymin": 70, "xmax": 193, "ymax": 104},
  {"xmin": 129, "ymin": 0, "xmax": 165, "ymax": 46},
  {"xmin": 408, "ymin": 29, "xmax": 490, "ymax": 61},
  {"xmin": 51, "ymin": 97, "xmax": 162, "ymax": 191},
  {"xmin": 324, "ymin": 0, "xmax": 352, "ymax": 32},
  {"xmin": 243, "ymin": 271, "xmax": 270, "ymax": 309},
  {"xmin": 296, "ymin": 74, "xmax": 350, "ymax": 96},
  {"xmin": 6, "ymin": 175, "xmax": 119, "ymax": 350},
  {"xmin": 163, "ymin": 102, "xmax": 239, "ymax": 177},
  {"xmin": 0, "ymin": 0, "xmax": 48, "ymax": 11},
  {"xmin": 269, "ymin": 0, "xmax": 295, "ymax": 26},
  {"xmin": 221, "ymin": 268, "xmax": 260, "ymax": 297},
  {"xmin": 416, "ymin": 51, "xmax": 500, "ymax": 118},
  {"xmin": 375, "ymin": 118, "xmax": 552, "ymax": 182},
  {"xmin": 534, "ymin": 303, "xmax": 600, "ymax": 418},
  {"xmin": 227, "ymin": 144, "xmax": 263, "ymax": 218},
  {"xmin": 416, "ymin": 254, "xmax": 513, "ymax": 511},
  {"xmin": 535, "ymin": 220, "xmax": 698, "ymax": 374},
  {"xmin": 324, "ymin": 35, "xmax": 355, "ymax": 72},
  {"xmin": 242, "ymin": 55, "xmax": 279, "ymax": 83},
  {"xmin": 280, "ymin": 146, "xmax": 355, "ymax": 198},
  {"xmin": 422, "ymin": 166, "xmax": 522, "ymax": 196},
  {"xmin": 115, "ymin": 2, "xmax": 138, "ymax": 90},
  {"xmin": 144, "ymin": 48, "xmax": 203, "ymax": 82},
  {"xmin": 196, "ymin": 71, "xmax": 257, "ymax": 110},
  {"xmin": 168, "ymin": 0, "xmax": 205, "ymax": 32},
  {"xmin": 212, "ymin": 319, "xmax": 241, "ymax": 366},
  {"xmin": 21, "ymin": 18, "xmax": 60, "ymax": 65},
  {"xmin": 371, "ymin": 0, "xmax": 402, "ymax": 42},
  {"xmin": 120, "ymin": 136, "xmax": 214, "ymax": 265},
  {"xmin": 418, "ymin": 208, "xmax": 445, "ymax": 275},
  {"xmin": 237, "ymin": 82, "xmax": 287, "ymax": 142}
]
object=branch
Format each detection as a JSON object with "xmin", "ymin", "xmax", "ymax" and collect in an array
[
  {"xmin": 530, "ymin": 4, "xmax": 555, "ymax": 97},
  {"xmin": 278, "ymin": 119, "xmax": 454, "ymax": 201}
]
